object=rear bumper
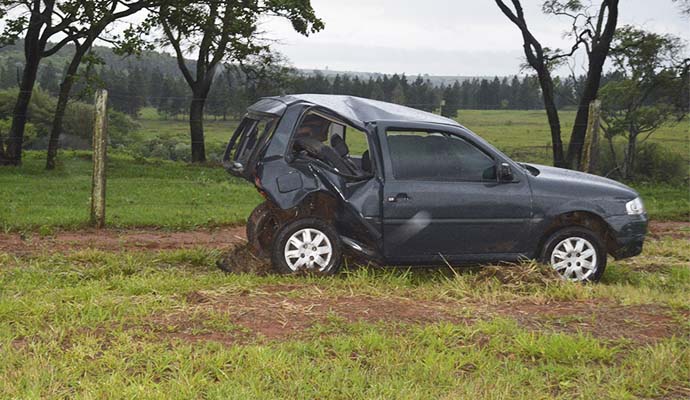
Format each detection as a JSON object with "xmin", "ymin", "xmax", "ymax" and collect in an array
[{"xmin": 605, "ymin": 214, "xmax": 648, "ymax": 259}]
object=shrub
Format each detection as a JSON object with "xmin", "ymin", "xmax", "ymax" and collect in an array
[
  {"xmin": 596, "ymin": 142, "xmax": 687, "ymax": 184},
  {"xmin": 0, "ymin": 88, "xmax": 141, "ymax": 150},
  {"xmin": 172, "ymin": 142, "xmax": 191, "ymax": 162}
]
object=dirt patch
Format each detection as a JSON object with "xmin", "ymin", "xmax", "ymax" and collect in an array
[
  {"xmin": 149, "ymin": 290, "xmax": 470, "ymax": 343},
  {"xmin": 0, "ymin": 226, "xmax": 247, "ymax": 255},
  {"xmin": 492, "ymin": 300, "xmax": 685, "ymax": 344},
  {"xmin": 144, "ymin": 289, "xmax": 685, "ymax": 346},
  {"xmin": 648, "ymin": 221, "xmax": 690, "ymax": 240},
  {"xmin": 216, "ymin": 244, "xmax": 273, "ymax": 275}
]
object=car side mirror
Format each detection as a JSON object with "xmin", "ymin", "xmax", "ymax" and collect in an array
[{"xmin": 498, "ymin": 162, "xmax": 513, "ymax": 182}]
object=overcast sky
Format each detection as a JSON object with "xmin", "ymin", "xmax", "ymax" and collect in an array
[{"xmin": 261, "ymin": 0, "xmax": 690, "ymax": 76}]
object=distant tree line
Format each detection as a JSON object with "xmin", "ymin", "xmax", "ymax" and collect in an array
[{"xmin": 0, "ymin": 58, "xmax": 591, "ymax": 120}]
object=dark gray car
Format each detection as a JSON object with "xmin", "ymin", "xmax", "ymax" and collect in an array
[{"xmin": 223, "ymin": 94, "xmax": 648, "ymax": 282}]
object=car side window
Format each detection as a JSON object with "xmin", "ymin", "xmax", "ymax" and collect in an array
[{"xmin": 386, "ymin": 130, "xmax": 496, "ymax": 181}]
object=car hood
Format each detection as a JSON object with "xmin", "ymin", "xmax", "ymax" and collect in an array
[{"xmin": 525, "ymin": 163, "xmax": 638, "ymax": 199}]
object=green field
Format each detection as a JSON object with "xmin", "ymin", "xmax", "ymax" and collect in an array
[
  {"xmin": 136, "ymin": 107, "xmax": 690, "ymax": 165},
  {"xmin": 0, "ymin": 151, "xmax": 261, "ymax": 231},
  {"xmin": 458, "ymin": 110, "xmax": 689, "ymax": 164},
  {"xmin": 0, "ymin": 235, "xmax": 688, "ymax": 398}
]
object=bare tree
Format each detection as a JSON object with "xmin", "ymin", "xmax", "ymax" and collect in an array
[
  {"xmin": 494, "ymin": 0, "xmax": 566, "ymax": 167},
  {"xmin": 496, "ymin": 0, "xmax": 620, "ymax": 169}
]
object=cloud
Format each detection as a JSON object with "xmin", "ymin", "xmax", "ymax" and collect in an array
[{"xmin": 263, "ymin": 0, "xmax": 690, "ymax": 76}]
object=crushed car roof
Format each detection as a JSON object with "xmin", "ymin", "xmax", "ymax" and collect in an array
[{"xmin": 248, "ymin": 94, "xmax": 460, "ymax": 129}]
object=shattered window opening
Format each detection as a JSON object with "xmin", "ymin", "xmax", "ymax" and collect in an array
[
  {"xmin": 291, "ymin": 111, "xmax": 372, "ymax": 176},
  {"xmin": 232, "ymin": 116, "xmax": 278, "ymax": 166}
]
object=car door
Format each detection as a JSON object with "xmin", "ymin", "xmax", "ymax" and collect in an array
[
  {"xmin": 379, "ymin": 123, "xmax": 534, "ymax": 264},
  {"xmin": 223, "ymin": 115, "xmax": 279, "ymax": 181}
]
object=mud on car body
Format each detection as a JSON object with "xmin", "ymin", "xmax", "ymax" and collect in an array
[{"xmin": 223, "ymin": 94, "xmax": 648, "ymax": 282}]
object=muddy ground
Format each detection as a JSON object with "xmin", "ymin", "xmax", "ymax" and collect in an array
[
  {"xmin": 0, "ymin": 225, "xmax": 247, "ymax": 255},
  {"xmin": 0, "ymin": 221, "xmax": 687, "ymax": 255}
]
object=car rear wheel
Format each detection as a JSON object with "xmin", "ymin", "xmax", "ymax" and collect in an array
[
  {"xmin": 271, "ymin": 218, "xmax": 342, "ymax": 275},
  {"xmin": 541, "ymin": 227, "xmax": 607, "ymax": 282},
  {"xmin": 246, "ymin": 202, "xmax": 278, "ymax": 258}
]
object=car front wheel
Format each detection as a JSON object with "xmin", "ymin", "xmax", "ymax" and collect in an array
[
  {"xmin": 541, "ymin": 227, "xmax": 607, "ymax": 282},
  {"xmin": 271, "ymin": 218, "xmax": 342, "ymax": 275}
]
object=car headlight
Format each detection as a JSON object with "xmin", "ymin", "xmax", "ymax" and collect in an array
[{"xmin": 625, "ymin": 197, "xmax": 645, "ymax": 215}]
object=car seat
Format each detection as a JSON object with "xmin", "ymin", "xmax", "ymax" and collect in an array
[{"xmin": 294, "ymin": 136, "xmax": 358, "ymax": 176}]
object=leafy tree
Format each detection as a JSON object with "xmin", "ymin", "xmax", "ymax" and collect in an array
[
  {"xmin": 0, "ymin": 65, "xmax": 15, "ymax": 89},
  {"xmin": 391, "ymin": 81, "xmax": 406, "ymax": 105},
  {"xmin": 441, "ymin": 81, "xmax": 461, "ymax": 118},
  {"xmin": 38, "ymin": 61, "xmax": 59, "ymax": 95},
  {"xmin": 0, "ymin": 0, "xmax": 88, "ymax": 165},
  {"xmin": 125, "ymin": 65, "xmax": 147, "ymax": 117},
  {"xmin": 369, "ymin": 78, "xmax": 384, "ymax": 100},
  {"xmin": 45, "ymin": 0, "xmax": 151, "ymax": 169},
  {"xmin": 599, "ymin": 26, "xmax": 687, "ymax": 179},
  {"xmin": 152, "ymin": 0, "xmax": 323, "ymax": 162},
  {"xmin": 673, "ymin": 0, "xmax": 690, "ymax": 15}
]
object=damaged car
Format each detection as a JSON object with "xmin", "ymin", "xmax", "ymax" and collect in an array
[{"xmin": 223, "ymin": 94, "xmax": 648, "ymax": 282}]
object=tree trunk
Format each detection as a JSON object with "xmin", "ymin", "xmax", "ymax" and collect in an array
[
  {"xmin": 5, "ymin": 42, "xmax": 42, "ymax": 166},
  {"xmin": 565, "ymin": 57, "xmax": 606, "ymax": 169},
  {"xmin": 189, "ymin": 91, "xmax": 207, "ymax": 163},
  {"xmin": 565, "ymin": 0, "xmax": 619, "ymax": 169},
  {"xmin": 622, "ymin": 132, "xmax": 637, "ymax": 180},
  {"xmin": 535, "ymin": 69, "xmax": 565, "ymax": 167},
  {"xmin": 605, "ymin": 134, "xmax": 620, "ymax": 177},
  {"xmin": 46, "ymin": 44, "xmax": 89, "ymax": 170}
]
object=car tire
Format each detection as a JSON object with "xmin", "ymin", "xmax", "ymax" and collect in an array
[
  {"xmin": 271, "ymin": 218, "xmax": 342, "ymax": 275},
  {"xmin": 246, "ymin": 202, "xmax": 278, "ymax": 258},
  {"xmin": 541, "ymin": 226, "xmax": 607, "ymax": 282}
]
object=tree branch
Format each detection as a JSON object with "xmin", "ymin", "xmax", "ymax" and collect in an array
[{"xmin": 160, "ymin": 14, "xmax": 195, "ymax": 86}]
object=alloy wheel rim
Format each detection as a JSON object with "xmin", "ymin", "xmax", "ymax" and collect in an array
[
  {"xmin": 284, "ymin": 228, "xmax": 333, "ymax": 272},
  {"xmin": 550, "ymin": 236, "xmax": 598, "ymax": 281}
]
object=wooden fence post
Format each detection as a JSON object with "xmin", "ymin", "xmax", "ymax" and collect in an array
[
  {"xmin": 90, "ymin": 89, "xmax": 108, "ymax": 228},
  {"xmin": 581, "ymin": 99, "xmax": 601, "ymax": 173}
]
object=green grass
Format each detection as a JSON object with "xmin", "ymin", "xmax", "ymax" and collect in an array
[
  {"xmin": 635, "ymin": 184, "xmax": 690, "ymax": 221},
  {"xmin": 137, "ymin": 107, "xmax": 240, "ymax": 148},
  {"xmin": 457, "ymin": 109, "xmax": 690, "ymax": 165},
  {"xmin": 0, "ymin": 151, "xmax": 261, "ymax": 231},
  {"xmin": 0, "ymin": 234, "xmax": 688, "ymax": 398}
]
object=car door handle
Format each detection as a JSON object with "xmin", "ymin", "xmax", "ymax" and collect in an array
[{"xmin": 387, "ymin": 193, "xmax": 410, "ymax": 202}]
